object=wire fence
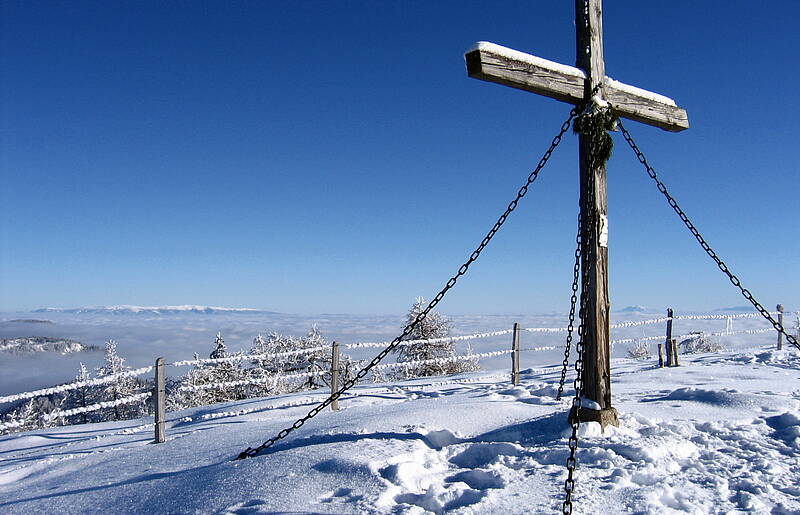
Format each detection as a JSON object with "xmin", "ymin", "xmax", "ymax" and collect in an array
[
  {"xmin": 43, "ymin": 392, "xmax": 153, "ymax": 422},
  {"xmin": 1, "ymin": 309, "xmax": 796, "ymax": 419},
  {"xmin": 0, "ymin": 366, "xmax": 154, "ymax": 404},
  {"xmin": 171, "ymin": 345, "xmax": 329, "ymax": 368}
]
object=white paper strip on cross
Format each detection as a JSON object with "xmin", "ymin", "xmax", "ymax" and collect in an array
[{"xmin": 464, "ymin": 0, "xmax": 689, "ymax": 427}]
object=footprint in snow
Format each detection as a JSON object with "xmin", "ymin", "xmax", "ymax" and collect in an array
[
  {"xmin": 221, "ymin": 498, "xmax": 268, "ymax": 514},
  {"xmin": 319, "ymin": 487, "xmax": 364, "ymax": 504},
  {"xmin": 382, "ymin": 440, "xmax": 521, "ymax": 514}
]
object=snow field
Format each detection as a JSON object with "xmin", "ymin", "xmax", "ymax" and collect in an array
[{"xmin": 0, "ymin": 345, "xmax": 798, "ymax": 513}]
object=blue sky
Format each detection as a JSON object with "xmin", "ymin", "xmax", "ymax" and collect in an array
[{"xmin": 1, "ymin": 1, "xmax": 797, "ymax": 314}]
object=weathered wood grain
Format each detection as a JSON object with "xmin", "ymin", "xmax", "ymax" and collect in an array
[
  {"xmin": 154, "ymin": 357, "xmax": 166, "ymax": 443},
  {"xmin": 465, "ymin": 49, "xmax": 585, "ymax": 105},
  {"xmin": 330, "ymin": 341, "xmax": 340, "ymax": 411},
  {"xmin": 511, "ymin": 323, "xmax": 521, "ymax": 386},
  {"xmin": 465, "ymin": 44, "xmax": 689, "ymax": 132},
  {"xmin": 577, "ymin": 0, "xmax": 613, "ymax": 418},
  {"xmin": 665, "ymin": 308, "xmax": 674, "ymax": 366}
]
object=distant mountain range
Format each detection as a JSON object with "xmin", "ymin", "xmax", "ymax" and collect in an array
[
  {"xmin": 715, "ymin": 306, "xmax": 757, "ymax": 312},
  {"xmin": 616, "ymin": 305, "xmax": 651, "ymax": 313},
  {"xmin": 33, "ymin": 305, "xmax": 280, "ymax": 316}
]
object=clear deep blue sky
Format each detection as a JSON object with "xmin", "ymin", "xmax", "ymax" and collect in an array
[{"xmin": 1, "ymin": 1, "xmax": 798, "ymax": 314}]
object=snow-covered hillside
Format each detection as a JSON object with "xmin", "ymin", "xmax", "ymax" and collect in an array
[
  {"xmin": 0, "ymin": 337, "xmax": 98, "ymax": 355},
  {"xmin": 0, "ymin": 345, "xmax": 798, "ymax": 514}
]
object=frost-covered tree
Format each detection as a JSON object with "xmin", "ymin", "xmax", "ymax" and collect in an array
[
  {"xmin": 95, "ymin": 340, "xmax": 147, "ymax": 421},
  {"xmin": 169, "ymin": 333, "xmax": 249, "ymax": 409},
  {"xmin": 248, "ymin": 327, "xmax": 327, "ymax": 389},
  {"xmin": 245, "ymin": 333, "xmax": 291, "ymax": 397},
  {"xmin": 247, "ymin": 327, "xmax": 362, "ymax": 394},
  {"xmin": 1, "ymin": 399, "xmax": 41, "ymax": 434},
  {"xmin": 210, "ymin": 331, "xmax": 228, "ymax": 359},
  {"xmin": 394, "ymin": 297, "xmax": 479, "ymax": 378},
  {"xmin": 62, "ymin": 363, "xmax": 98, "ymax": 425}
]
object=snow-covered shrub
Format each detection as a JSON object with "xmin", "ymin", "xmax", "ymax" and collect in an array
[
  {"xmin": 394, "ymin": 297, "xmax": 479, "ymax": 379},
  {"xmin": 95, "ymin": 340, "xmax": 148, "ymax": 421},
  {"xmin": 679, "ymin": 331, "xmax": 724, "ymax": 354},
  {"xmin": 626, "ymin": 340, "xmax": 652, "ymax": 360},
  {"xmin": 0, "ymin": 396, "xmax": 65, "ymax": 435}
]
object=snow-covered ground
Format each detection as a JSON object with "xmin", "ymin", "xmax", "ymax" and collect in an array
[{"xmin": 1, "ymin": 344, "xmax": 798, "ymax": 514}]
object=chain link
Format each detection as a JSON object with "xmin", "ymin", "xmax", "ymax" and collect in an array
[
  {"xmin": 235, "ymin": 109, "xmax": 578, "ymax": 460},
  {"xmin": 556, "ymin": 214, "xmax": 582, "ymax": 401},
  {"xmin": 617, "ymin": 120, "xmax": 799, "ymax": 353}
]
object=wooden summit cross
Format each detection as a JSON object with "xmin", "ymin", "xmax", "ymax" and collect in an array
[{"xmin": 465, "ymin": 0, "xmax": 688, "ymax": 427}]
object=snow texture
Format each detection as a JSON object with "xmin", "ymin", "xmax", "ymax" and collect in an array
[
  {"xmin": 464, "ymin": 42, "xmax": 680, "ymax": 108},
  {"xmin": 467, "ymin": 41, "xmax": 587, "ymax": 79},
  {"xmin": 604, "ymin": 77, "xmax": 678, "ymax": 107}
]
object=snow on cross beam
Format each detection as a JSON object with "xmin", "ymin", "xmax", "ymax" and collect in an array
[{"xmin": 465, "ymin": 41, "xmax": 689, "ymax": 132}]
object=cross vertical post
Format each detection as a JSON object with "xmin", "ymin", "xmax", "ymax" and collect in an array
[{"xmin": 575, "ymin": 0, "xmax": 616, "ymax": 426}]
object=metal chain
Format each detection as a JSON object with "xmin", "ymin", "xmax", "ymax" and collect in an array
[
  {"xmin": 556, "ymin": 214, "xmax": 582, "ymax": 400},
  {"xmin": 235, "ymin": 108, "xmax": 578, "ymax": 460},
  {"xmin": 562, "ymin": 103, "xmax": 610, "ymax": 515},
  {"xmin": 617, "ymin": 120, "xmax": 800, "ymax": 353}
]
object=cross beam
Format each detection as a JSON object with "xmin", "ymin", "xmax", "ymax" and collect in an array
[
  {"xmin": 465, "ymin": 43, "xmax": 688, "ymax": 132},
  {"xmin": 465, "ymin": 0, "xmax": 689, "ymax": 426}
]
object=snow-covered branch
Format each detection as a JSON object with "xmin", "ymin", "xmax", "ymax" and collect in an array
[{"xmin": 0, "ymin": 419, "xmax": 24, "ymax": 431}]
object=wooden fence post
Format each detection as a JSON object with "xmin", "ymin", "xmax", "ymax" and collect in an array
[
  {"xmin": 330, "ymin": 341, "xmax": 340, "ymax": 411},
  {"xmin": 154, "ymin": 357, "xmax": 165, "ymax": 444},
  {"xmin": 777, "ymin": 304, "xmax": 784, "ymax": 350},
  {"xmin": 657, "ymin": 343, "xmax": 664, "ymax": 368},
  {"xmin": 665, "ymin": 308, "xmax": 674, "ymax": 367},
  {"xmin": 671, "ymin": 338, "xmax": 680, "ymax": 367},
  {"xmin": 511, "ymin": 323, "xmax": 521, "ymax": 385}
]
